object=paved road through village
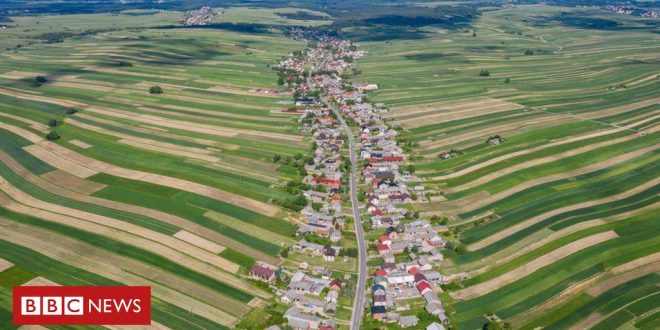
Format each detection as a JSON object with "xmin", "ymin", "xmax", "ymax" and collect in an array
[{"xmin": 307, "ymin": 61, "xmax": 367, "ymax": 329}]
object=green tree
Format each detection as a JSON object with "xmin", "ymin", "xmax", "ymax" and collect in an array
[
  {"xmin": 47, "ymin": 119, "xmax": 58, "ymax": 127},
  {"xmin": 149, "ymin": 85, "xmax": 163, "ymax": 94},
  {"xmin": 46, "ymin": 131, "xmax": 60, "ymax": 141},
  {"xmin": 479, "ymin": 69, "xmax": 491, "ymax": 77}
]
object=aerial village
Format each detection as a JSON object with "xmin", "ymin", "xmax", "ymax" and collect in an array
[
  {"xmin": 248, "ymin": 30, "xmax": 452, "ymax": 330},
  {"xmin": 181, "ymin": 6, "xmax": 218, "ymax": 26}
]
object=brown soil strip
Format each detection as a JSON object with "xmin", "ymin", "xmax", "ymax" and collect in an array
[
  {"xmin": 68, "ymin": 139, "xmax": 93, "ymax": 149},
  {"xmin": 0, "ymin": 71, "xmax": 42, "ymax": 79},
  {"xmin": 0, "ymin": 149, "xmax": 279, "ymax": 265},
  {"xmin": 24, "ymin": 144, "xmax": 99, "ymax": 179},
  {"xmin": 81, "ymin": 66, "xmax": 187, "ymax": 80},
  {"xmin": 581, "ymin": 97, "xmax": 660, "ymax": 120},
  {"xmin": 159, "ymin": 104, "xmax": 290, "ymax": 123},
  {"xmin": 0, "ymin": 122, "xmax": 43, "ymax": 143},
  {"xmin": 0, "ymin": 219, "xmax": 240, "ymax": 325},
  {"xmin": 587, "ymin": 260, "xmax": 660, "ymax": 297},
  {"xmin": 611, "ymin": 252, "xmax": 660, "ymax": 275},
  {"xmin": 119, "ymin": 139, "xmax": 220, "ymax": 163},
  {"xmin": 83, "ymin": 105, "xmax": 301, "ymax": 142},
  {"xmin": 173, "ymin": 230, "xmax": 225, "ymax": 254},
  {"xmin": 23, "ymin": 276, "xmax": 60, "ymax": 286},
  {"xmin": 208, "ymin": 86, "xmax": 283, "ymax": 98},
  {"xmin": 0, "ymin": 112, "xmax": 49, "ymax": 132},
  {"xmin": 41, "ymin": 169, "xmax": 107, "ymax": 195},
  {"xmin": 401, "ymin": 101, "xmax": 523, "ymax": 128},
  {"xmin": 0, "ymin": 258, "xmax": 13, "ymax": 273},
  {"xmin": 452, "ymin": 231, "xmax": 619, "ymax": 300},
  {"xmin": 569, "ymin": 313, "xmax": 605, "ymax": 330}
]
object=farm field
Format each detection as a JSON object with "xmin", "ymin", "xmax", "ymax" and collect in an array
[
  {"xmin": 355, "ymin": 4, "xmax": 659, "ymax": 330},
  {"xmin": 0, "ymin": 8, "xmax": 317, "ymax": 328}
]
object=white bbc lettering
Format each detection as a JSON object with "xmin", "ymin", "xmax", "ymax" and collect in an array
[
  {"xmin": 64, "ymin": 297, "xmax": 84, "ymax": 315},
  {"xmin": 21, "ymin": 297, "xmax": 40, "ymax": 315},
  {"xmin": 43, "ymin": 297, "xmax": 62, "ymax": 315}
]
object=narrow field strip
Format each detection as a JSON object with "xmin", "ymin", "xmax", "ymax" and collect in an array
[
  {"xmin": 41, "ymin": 169, "xmax": 107, "ymax": 195},
  {"xmin": 443, "ymin": 145, "xmax": 659, "ymax": 216},
  {"xmin": 0, "ymin": 149, "xmax": 279, "ymax": 265},
  {"xmin": 443, "ymin": 134, "xmax": 638, "ymax": 193},
  {"xmin": 452, "ymin": 230, "xmax": 619, "ymax": 300},
  {"xmin": 460, "ymin": 202, "xmax": 659, "ymax": 278},
  {"xmin": 173, "ymin": 230, "xmax": 225, "ymax": 254},
  {"xmin": 466, "ymin": 176, "xmax": 660, "ymax": 251},
  {"xmin": 0, "ymin": 181, "xmax": 243, "ymax": 276},
  {"xmin": 0, "ymin": 222, "xmax": 239, "ymax": 326},
  {"xmin": 0, "ymin": 258, "xmax": 13, "ymax": 273},
  {"xmin": 0, "ymin": 121, "xmax": 277, "ymax": 216},
  {"xmin": 586, "ymin": 260, "xmax": 660, "ymax": 297},
  {"xmin": 430, "ymin": 127, "xmax": 628, "ymax": 181},
  {"xmin": 23, "ymin": 276, "xmax": 60, "ymax": 286}
]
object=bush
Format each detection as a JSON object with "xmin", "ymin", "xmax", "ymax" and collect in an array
[
  {"xmin": 149, "ymin": 85, "xmax": 163, "ymax": 94},
  {"xmin": 504, "ymin": 77, "xmax": 510, "ymax": 83},
  {"xmin": 35, "ymin": 76, "xmax": 47, "ymax": 83},
  {"xmin": 524, "ymin": 49, "xmax": 534, "ymax": 55},
  {"xmin": 118, "ymin": 60, "xmax": 133, "ymax": 67},
  {"xmin": 65, "ymin": 108, "xmax": 78, "ymax": 115},
  {"xmin": 47, "ymin": 119, "xmax": 58, "ymax": 127},
  {"xmin": 46, "ymin": 131, "xmax": 60, "ymax": 141},
  {"xmin": 479, "ymin": 69, "xmax": 490, "ymax": 77}
]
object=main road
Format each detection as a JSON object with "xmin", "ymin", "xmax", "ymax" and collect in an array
[
  {"xmin": 307, "ymin": 61, "xmax": 367, "ymax": 329},
  {"xmin": 334, "ymin": 108, "xmax": 368, "ymax": 330}
]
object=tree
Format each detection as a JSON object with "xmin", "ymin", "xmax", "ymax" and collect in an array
[
  {"xmin": 118, "ymin": 60, "xmax": 133, "ymax": 67},
  {"xmin": 46, "ymin": 131, "xmax": 60, "ymax": 141},
  {"xmin": 479, "ymin": 69, "xmax": 491, "ymax": 77},
  {"xmin": 47, "ymin": 119, "xmax": 58, "ymax": 127},
  {"xmin": 35, "ymin": 76, "xmax": 47, "ymax": 83},
  {"xmin": 149, "ymin": 85, "xmax": 163, "ymax": 94},
  {"xmin": 65, "ymin": 108, "xmax": 78, "ymax": 115},
  {"xmin": 276, "ymin": 76, "xmax": 284, "ymax": 86},
  {"xmin": 524, "ymin": 49, "xmax": 534, "ymax": 55},
  {"xmin": 280, "ymin": 248, "xmax": 289, "ymax": 258},
  {"xmin": 504, "ymin": 77, "xmax": 510, "ymax": 83},
  {"xmin": 272, "ymin": 155, "xmax": 281, "ymax": 163},
  {"xmin": 406, "ymin": 164, "xmax": 415, "ymax": 173}
]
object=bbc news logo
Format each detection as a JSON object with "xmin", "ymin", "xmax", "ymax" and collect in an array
[{"xmin": 14, "ymin": 286, "xmax": 150, "ymax": 325}]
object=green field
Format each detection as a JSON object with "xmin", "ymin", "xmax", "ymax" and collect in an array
[{"xmin": 351, "ymin": 4, "xmax": 659, "ymax": 329}]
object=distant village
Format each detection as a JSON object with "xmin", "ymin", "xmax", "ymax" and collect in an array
[
  {"xmin": 247, "ymin": 30, "xmax": 453, "ymax": 330},
  {"xmin": 181, "ymin": 6, "xmax": 218, "ymax": 26}
]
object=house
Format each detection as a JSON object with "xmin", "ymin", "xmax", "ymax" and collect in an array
[
  {"xmin": 323, "ymin": 246, "xmax": 337, "ymax": 262},
  {"xmin": 399, "ymin": 315, "xmax": 419, "ymax": 328},
  {"xmin": 427, "ymin": 322, "xmax": 446, "ymax": 330},
  {"xmin": 284, "ymin": 307, "xmax": 320, "ymax": 330},
  {"xmin": 371, "ymin": 306, "xmax": 386, "ymax": 320},
  {"xmin": 329, "ymin": 279, "xmax": 342, "ymax": 291},
  {"xmin": 416, "ymin": 280, "xmax": 432, "ymax": 295},
  {"xmin": 250, "ymin": 264, "xmax": 276, "ymax": 282},
  {"xmin": 423, "ymin": 291, "xmax": 444, "ymax": 317}
]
